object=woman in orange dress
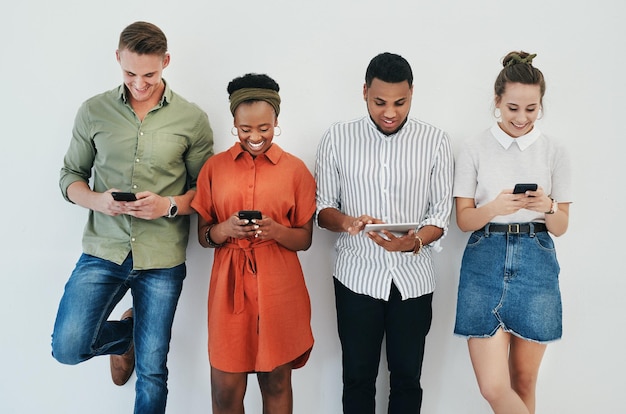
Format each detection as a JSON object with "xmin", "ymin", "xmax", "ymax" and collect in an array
[{"xmin": 191, "ymin": 73, "xmax": 315, "ymax": 414}]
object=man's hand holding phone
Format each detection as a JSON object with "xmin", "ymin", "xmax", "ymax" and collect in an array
[
  {"xmin": 104, "ymin": 191, "xmax": 138, "ymax": 217},
  {"xmin": 111, "ymin": 191, "xmax": 137, "ymax": 201}
]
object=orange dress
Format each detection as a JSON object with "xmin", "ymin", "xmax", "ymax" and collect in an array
[{"xmin": 191, "ymin": 143, "xmax": 316, "ymax": 373}]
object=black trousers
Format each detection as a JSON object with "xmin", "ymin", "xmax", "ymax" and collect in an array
[{"xmin": 334, "ymin": 277, "xmax": 433, "ymax": 414}]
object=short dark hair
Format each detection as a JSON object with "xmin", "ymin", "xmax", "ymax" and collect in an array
[
  {"xmin": 494, "ymin": 51, "xmax": 546, "ymax": 104},
  {"xmin": 118, "ymin": 21, "xmax": 167, "ymax": 55},
  {"xmin": 365, "ymin": 52, "xmax": 413, "ymax": 87},
  {"xmin": 227, "ymin": 73, "xmax": 280, "ymax": 95}
]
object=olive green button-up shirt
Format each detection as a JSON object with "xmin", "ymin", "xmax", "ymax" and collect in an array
[{"xmin": 60, "ymin": 82, "xmax": 213, "ymax": 270}]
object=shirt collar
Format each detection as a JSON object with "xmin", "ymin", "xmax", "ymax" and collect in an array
[
  {"xmin": 365, "ymin": 115, "xmax": 408, "ymax": 137},
  {"xmin": 490, "ymin": 123, "xmax": 541, "ymax": 151},
  {"xmin": 117, "ymin": 79, "xmax": 172, "ymax": 106},
  {"xmin": 228, "ymin": 142, "xmax": 283, "ymax": 165}
]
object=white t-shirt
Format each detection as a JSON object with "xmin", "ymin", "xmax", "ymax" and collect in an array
[{"xmin": 453, "ymin": 124, "xmax": 572, "ymax": 224}]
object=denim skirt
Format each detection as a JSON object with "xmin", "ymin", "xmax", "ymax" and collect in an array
[{"xmin": 454, "ymin": 224, "xmax": 562, "ymax": 343}]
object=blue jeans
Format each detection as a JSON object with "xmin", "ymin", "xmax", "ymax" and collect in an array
[
  {"xmin": 334, "ymin": 278, "xmax": 433, "ymax": 414},
  {"xmin": 51, "ymin": 253, "xmax": 186, "ymax": 414}
]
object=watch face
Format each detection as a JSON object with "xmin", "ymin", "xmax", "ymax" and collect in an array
[{"xmin": 166, "ymin": 196, "xmax": 178, "ymax": 218}]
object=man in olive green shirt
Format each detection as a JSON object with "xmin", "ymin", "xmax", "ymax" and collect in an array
[{"xmin": 51, "ymin": 22, "xmax": 213, "ymax": 414}]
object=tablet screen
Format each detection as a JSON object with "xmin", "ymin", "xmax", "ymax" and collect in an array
[{"xmin": 362, "ymin": 223, "xmax": 418, "ymax": 235}]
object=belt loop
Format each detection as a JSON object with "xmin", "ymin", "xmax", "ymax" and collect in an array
[
  {"xmin": 484, "ymin": 223, "xmax": 491, "ymax": 236},
  {"xmin": 529, "ymin": 222, "xmax": 536, "ymax": 237}
]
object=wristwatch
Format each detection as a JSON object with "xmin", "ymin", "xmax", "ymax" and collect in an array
[
  {"xmin": 545, "ymin": 197, "xmax": 558, "ymax": 214},
  {"xmin": 165, "ymin": 196, "xmax": 178, "ymax": 218}
]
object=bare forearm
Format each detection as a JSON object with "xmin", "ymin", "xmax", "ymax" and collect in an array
[
  {"xmin": 198, "ymin": 218, "xmax": 221, "ymax": 248},
  {"xmin": 172, "ymin": 189, "xmax": 196, "ymax": 216},
  {"xmin": 456, "ymin": 201, "xmax": 499, "ymax": 232},
  {"xmin": 67, "ymin": 181, "xmax": 102, "ymax": 211},
  {"xmin": 272, "ymin": 220, "xmax": 313, "ymax": 251},
  {"xmin": 545, "ymin": 203, "xmax": 569, "ymax": 236},
  {"xmin": 199, "ymin": 216, "xmax": 314, "ymax": 251},
  {"xmin": 318, "ymin": 208, "xmax": 353, "ymax": 233},
  {"xmin": 68, "ymin": 181, "xmax": 197, "ymax": 219},
  {"xmin": 415, "ymin": 225, "xmax": 444, "ymax": 247}
]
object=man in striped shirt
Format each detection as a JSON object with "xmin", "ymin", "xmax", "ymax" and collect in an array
[{"xmin": 315, "ymin": 52, "xmax": 453, "ymax": 413}]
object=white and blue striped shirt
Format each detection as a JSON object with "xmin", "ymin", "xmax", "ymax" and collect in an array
[{"xmin": 315, "ymin": 116, "xmax": 454, "ymax": 300}]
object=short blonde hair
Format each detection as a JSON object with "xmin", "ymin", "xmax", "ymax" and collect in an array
[{"xmin": 118, "ymin": 21, "xmax": 167, "ymax": 56}]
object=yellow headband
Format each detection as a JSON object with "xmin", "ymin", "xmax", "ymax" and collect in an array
[{"xmin": 229, "ymin": 88, "xmax": 281, "ymax": 116}]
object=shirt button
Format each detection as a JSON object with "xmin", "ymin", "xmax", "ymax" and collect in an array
[
  {"xmin": 132, "ymin": 185, "xmax": 138, "ymax": 189},
  {"xmin": 131, "ymin": 238, "xmax": 136, "ymax": 242},
  {"xmin": 140, "ymin": 132, "xmax": 144, "ymax": 136},
  {"xmin": 136, "ymin": 158, "xmax": 140, "ymax": 163}
]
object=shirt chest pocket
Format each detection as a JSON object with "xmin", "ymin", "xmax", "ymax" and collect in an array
[{"xmin": 143, "ymin": 132, "xmax": 188, "ymax": 171}]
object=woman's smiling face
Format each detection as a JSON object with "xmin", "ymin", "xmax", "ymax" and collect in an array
[
  {"xmin": 234, "ymin": 100, "xmax": 278, "ymax": 156},
  {"xmin": 496, "ymin": 82, "xmax": 542, "ymax": 138}
]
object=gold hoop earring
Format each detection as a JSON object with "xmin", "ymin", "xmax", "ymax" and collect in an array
[
  {"xmin": 274, "ymin": 126, "xmax": 282, "ymax": 136},
  {"xmin": 231, "ymin": 126, "xmax": 238, "ymax": 136},
  {"xmin": 538, "ymin": 108, "xmax": 544, "ymax": 120}
]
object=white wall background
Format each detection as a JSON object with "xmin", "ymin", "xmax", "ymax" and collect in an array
[{"xmin": 2, "ymin": 0, "xmax": 624, "ymax": 412}]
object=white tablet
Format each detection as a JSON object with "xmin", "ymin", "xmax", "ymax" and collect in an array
[{"xmin": 363, "ymin": 223, "xmax": 418, "ymax": 235}]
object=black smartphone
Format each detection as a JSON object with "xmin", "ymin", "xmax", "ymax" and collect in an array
[
  {"xmin": 238, "ymin": 210, "xmax": 262, "ymax": 223},
  {"xmin": 513, "ymin": 183, "xmax": 538, "ymax": 194},
  {"xmin": 111, "ymin": 192, "xmax": 137, "ymax": 201}
]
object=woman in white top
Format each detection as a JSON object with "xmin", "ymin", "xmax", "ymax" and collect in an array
[{"xmin": 453, "ymin": 51, "xmax": 572, "ymax": 414}]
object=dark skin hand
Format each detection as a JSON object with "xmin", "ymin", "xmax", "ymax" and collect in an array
[
  {"xmin": 317, "ymin": 208, "xmax": 443, "ymax": 252},
  {"xmin": 199, "ymin": 213, "xmax": 314, "ymax": 252},
  {"xmin": 366, "ymin": 224, "xmax": 443, "ymax": 253}
]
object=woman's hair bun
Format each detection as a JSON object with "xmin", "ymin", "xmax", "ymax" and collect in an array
[{"xmin": 502, "ymin": 51, "xmax": 537, "ymax": 68}]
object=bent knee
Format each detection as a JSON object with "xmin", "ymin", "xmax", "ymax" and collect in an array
[
  {"xmin": 212, "ymin": 385, "xmax": 244, "ymax": 410},
  {"xmin": 258, "ymin": 371, "xmax": 292, "ymax": 397},
  {"xmin": 478, "ymin": 380, "xmax": 511, "ymax": 403},
  {"xmin": 51, "ymin": 333, "xmax": 89, "ymax": 365},
  {"xmin": 511, "ymin": 372, "xmax": 538, "ymax": 398},
  {"xmin": 51, "ymin": 348, "xmax": 82, "ymax": 365},
  {"xmin": 260, "ymin": 379, "xmax": 290, "ymax": 397}
]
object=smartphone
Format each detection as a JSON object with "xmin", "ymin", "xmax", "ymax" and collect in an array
[
  {"xmin": 238, "ymin": 210, "xmax": 262, "ymax": 223},
  {"xmin": 111, "ymin": 192, "xmax": 137, "ymax": 201},
  {"xmin": 513, "ymin": 183, "xmax": 538, "ymax": 194}
]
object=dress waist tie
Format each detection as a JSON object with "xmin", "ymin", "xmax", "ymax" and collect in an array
[{"xmin": 223, "ymin": 238, "xmax": 277, "ymax": 314}]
